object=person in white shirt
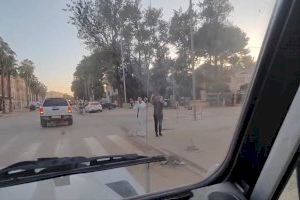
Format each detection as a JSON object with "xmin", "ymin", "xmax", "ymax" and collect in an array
[{"xmin": 134, "ymin": 97, "xmax": 146, "ymax": 136}]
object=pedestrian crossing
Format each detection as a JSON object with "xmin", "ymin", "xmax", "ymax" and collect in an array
[
  {"xmin": 17, "ymin": 142, "xmax": 42, "ymax": 162},
  {"xmin": 0, "ymin": 133, "xmax": 203, "ymax": 194},
  {"xmin": 107, "ymin": 135, "xmax": 144, "ymax": 155},
  {"xmin": 84, "ymin": 137, "xmax": 108, "ymax": 155},
  {"xmin": 54, "ymin": 137, "xmax": 73, "ymax": 157},
  {"xmin": 0, "ymin": 134, "xmax": 150, "ymax": 169}
]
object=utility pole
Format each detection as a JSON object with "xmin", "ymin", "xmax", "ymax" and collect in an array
[
  {"xmin": 190, "ymin": 0, "xmax": 197, "ymax": 121},
  {"xmin": 120, "ymin": 40, "xmax": 127, "ymax": 103},
  {"xmin": 145, "ymin": 0, "xmax": 152, "ymax": 194}
]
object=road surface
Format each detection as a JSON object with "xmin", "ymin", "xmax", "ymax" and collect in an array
[{"xmin": 0, "ymin": 109, "xmax": 207, "ymax": 193}]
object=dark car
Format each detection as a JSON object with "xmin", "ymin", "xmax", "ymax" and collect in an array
[
  {"xmin": 101, "ymin": 102, "xmax": 117, "ymax": 110},
  {"xmin": 29, "ymin": 104, "xmax": 36, "ymax": 111}
]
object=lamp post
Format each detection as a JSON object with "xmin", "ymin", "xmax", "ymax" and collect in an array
[
  {"xmin": 190, "ymin": 0, "xmax": 197, "ymax": 121},
  {"xmin": 120, "ymin": 40, "xmax": 127, "ymax": 103}
]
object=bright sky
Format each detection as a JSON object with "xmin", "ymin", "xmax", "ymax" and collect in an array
[{"xmin": 0, "ymin": 0, "xmax": 275, "ymax": 94}]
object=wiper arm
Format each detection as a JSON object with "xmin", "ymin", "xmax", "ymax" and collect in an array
[{"xmin": 0, "ymin": 154, "xmax": 166, "ymax": 188}]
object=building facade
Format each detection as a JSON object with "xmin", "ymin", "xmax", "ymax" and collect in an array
[
  {"xmin": 229, "ymin": 67, "xmax": 254, "ymax": 93},
  {"xmin": 0, "ymin": 76, "xmax": 27, "ymax": 111}
]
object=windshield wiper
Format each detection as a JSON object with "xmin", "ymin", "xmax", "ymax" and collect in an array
[{"xmin": 0, "ymin": 154, "xmax": 166, "ymax": 188}]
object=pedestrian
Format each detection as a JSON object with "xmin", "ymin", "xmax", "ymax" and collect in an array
[
  {"xmin": 134, "ymin": 97, "xmax": 146, "ymax": 136},
  {"xmin": 153, "ymin": 96, "xmax": 164, "ymax": 137},
  {"xmin": 129, "ymin": 98, "xmax": 134, "ymax": 109}
]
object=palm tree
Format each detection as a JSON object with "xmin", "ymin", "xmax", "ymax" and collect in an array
[
  {"xmin": 29, "ymin": 76, "xmax": 39, "ymax": 101},
  {"xmin": 0, "ymin": 37, "xmax": 15, "ymax": 113},
  {"xmin": 6, "ymin": 55, "xmax": 17, "ymax": 112},
  {"xmin": 18, "ymin": 59, "xmax": 34, "ymax": 107},
  {"xmin": 29, "ymin": 77, "xmax": 47, "ymax": 102}
]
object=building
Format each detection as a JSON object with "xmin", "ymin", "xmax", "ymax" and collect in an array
[
  {"xmin": 11, "ymin": 76, "xmax": 27, "ymax": 110},
  {"xmin": 0, "ymin": 76, "xmax": 27, "ymax": 111},
  {"xmin": 229, "ymin": 67, "xmax": 254, "ymax": 93}
]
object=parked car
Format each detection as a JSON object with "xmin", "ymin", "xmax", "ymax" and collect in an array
[
  {"xmin": 39, "ymin": 98, "xmax": 73, "ymax": 127},
  {"xmin": 85, "ymin": 102, "xmax": 103, "ymax": 113},
  {"xmin": 101, "ymin": 102, "xmax": 117, "ymax": 110},
  {"xmin": 29, "ymin": 101, "xmax": 41, "ymax": 111}
]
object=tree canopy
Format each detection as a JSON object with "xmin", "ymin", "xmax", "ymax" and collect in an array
[{"xmin": 67, "ymin": 0, "xmax": 254, "ymax": 101}]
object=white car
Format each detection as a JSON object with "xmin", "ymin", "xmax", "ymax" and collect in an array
[
  {"xmin": 85, "ymin": 102, "xmax": 103, "ymax": 113},
  {"xmin": 40, "ymin": 98, "xmax": 73, "ymax": 127}
]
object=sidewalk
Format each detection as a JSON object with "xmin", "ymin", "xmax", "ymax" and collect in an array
[
  {"xmin": 126, "ymin": 106, "xmax": 242, "ymax": 178},
  {"xmin": 0, "ymin": 109, "xmax": 30, "ymax": 118}
]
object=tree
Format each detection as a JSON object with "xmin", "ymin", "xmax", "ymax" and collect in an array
[
  {"xmin": 150, "ymin": 57, "xmax": 171, "ymax": 97},
  {"xmin": 29, "ymin": 76, "xmax": 47, "ymax": 102},
  {"xmin": 193, "ymin": 0, "xmax": 249, "ymax": 93},
  {"xmin": 66, "ymin": 0, "xmax": 170, "ymax": 101},
  {"xmin": 63, "ymin": 93, "xmax": 74, "ymax": 101},
  {"xmin": 194, "ymin": 23, "xmax": 248, "ymax": 67},
  {"xmin": 169, "ymin": 8, "xmax": 197, "ymax": 98},
  {"xmin": 168, "ymin": 0, "xmax": 251, "ymax": 96},
  {"xmin": 199, "ymin": 0, "xmax": 233, "ymax": 24},
  {"xmin": 18, "ymin": 59, "xmax": 35, "ymax": 106},
  {"xmin": 67, "ymin": 0, "xmax": 134, "ymax": 102},
  {"xmin": 195, "ymin": 63, "xmax": 230, "ymax": 93},
  {"xmin": 196, "ymin": 0, "xmax": 249, "ymax": 66},
  {"xmin": 6, "ymin": 55, "xmax": 17, "ymax": 112},
  {"xmin": 0, "ymin": 37, "xmax": 16, "ymax": 113},
  {"xmin": 72, "ymin": 50, "xmax": 106, "ymax": 100}
]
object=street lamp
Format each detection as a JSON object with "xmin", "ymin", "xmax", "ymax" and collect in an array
[
  {"xmin": 120, "ymin": 40, "xmax": 127, "ymax": 104},
  {"xmin": 190, "ymin": 0, "xmax": 197, "ymax": 121}
]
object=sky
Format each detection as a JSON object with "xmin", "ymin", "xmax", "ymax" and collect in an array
[{"xmin": 0, "ymin": 0, "xmax": 276, "ymax": 94}]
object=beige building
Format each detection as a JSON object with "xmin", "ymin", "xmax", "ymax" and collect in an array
[
  {"xmin": 11, "ymin": 76, "xmax": 27, "ymax": 110},
  {"xmin": 0, "ymin": 76, "xmax": 27, "ymax": 111},
  {"xmin": 229, "ymin": 67, "xmax": 254, "ymax": 93}
]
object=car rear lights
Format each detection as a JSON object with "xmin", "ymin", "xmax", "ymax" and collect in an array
[
  {"xmin": 68, "ymin": 106, "xmax": 72, "ymax": 113},
  {"xmin": 39, "ymin": 107, "xmax": 44, "ymax": 115}
]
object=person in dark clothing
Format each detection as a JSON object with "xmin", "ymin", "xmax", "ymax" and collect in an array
[{"xmin": 153, "ymin": 96, "xmax": 164, "ymax": 137}]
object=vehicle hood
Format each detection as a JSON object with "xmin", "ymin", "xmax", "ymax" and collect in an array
[{"xmin": 0, "ymin": 167, "xmax": 145, "ymax": 200}]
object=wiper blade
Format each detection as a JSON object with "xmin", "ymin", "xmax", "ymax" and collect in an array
[{"xmin": 0, "ymin": 154, "xmax": 166, "ymax": 188}]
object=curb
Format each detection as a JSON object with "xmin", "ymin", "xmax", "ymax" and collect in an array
[{"xmin": 126, "ymin": 135, "xmax": 208, "ymax": 176}]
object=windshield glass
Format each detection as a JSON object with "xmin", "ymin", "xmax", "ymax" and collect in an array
[{"xmin": 0, "ymin": 0, "xmax": 276, "ymax": 198}]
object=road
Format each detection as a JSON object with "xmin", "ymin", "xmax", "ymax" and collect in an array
[
  {"xmin": 0, "ymin": 107, "xmax": 298, "ymax": 198},
  {"xmin": 0, "ymin": 109, "xmax": 209, "ymax": 193}
]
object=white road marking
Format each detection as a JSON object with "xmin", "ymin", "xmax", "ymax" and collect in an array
[
  {"xmin": 0, "ymin": 136, "xmax": 19, "ymax": 154},
  {"xmin": 17, "ymin": 142, "xmax": 41, "ymax": 161},
  {"xmin": 55, "ymin": 138, "xmax": 72, "ymax": 157},
  {"xmin": 107, "ymin": 135, "xmax": 144, "ymax": 155},
  {"xmin": 84, "ymin": 137, "xmax": 108, "ymax": 155}
]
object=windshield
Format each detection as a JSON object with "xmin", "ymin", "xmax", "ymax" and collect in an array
[
  {"xmin": 0, "ymin": 0, "xmax": 276, "ymax": 198},
  {"xmin": 43, "ymin": 98, "xmax": 69, "ymax": 107}
]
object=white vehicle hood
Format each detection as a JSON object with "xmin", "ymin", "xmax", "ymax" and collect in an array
[{"xmin": 0, "ymin": 168, "xmax": 145, "ymax": 200}]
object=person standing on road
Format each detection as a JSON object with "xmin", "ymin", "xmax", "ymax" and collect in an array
[
  {"xmin": 134, "ymin": 97, "xmax": 146, "ymax": 136},
  {"xmin": 153, "ymin": 96, "xmax": 164, "ymax": 137}
]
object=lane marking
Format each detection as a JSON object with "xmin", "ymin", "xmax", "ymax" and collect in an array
[
  {"xmin": 55, "ymin": 138, "xmax": 73, "ymax": 157},
  {"xmin": 0, "ymin": 136, "xmax": 19, "ymax": 154},
  {"xmin": 17, "ymin": 142, "xmax": 41, "ymax": 161},
  {"xmin": 84, "ymin": 137, "xmax": 108, "ymax": 155},
  {"xmin": 107, "ymin": 135, "xmax": 144, "ymax": 155}
]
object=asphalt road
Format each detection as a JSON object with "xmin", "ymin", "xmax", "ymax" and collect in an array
[
  {"xmin": 1, "ymin": 108, "xmax": 295, "ymax": 198},
  {"xmin": 0, "ymin": 109, "xmax": 203, "ymax": 193},
  {"xmin": 0, "ymin": 109, "xmax": 140, "ymax": 167}
]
